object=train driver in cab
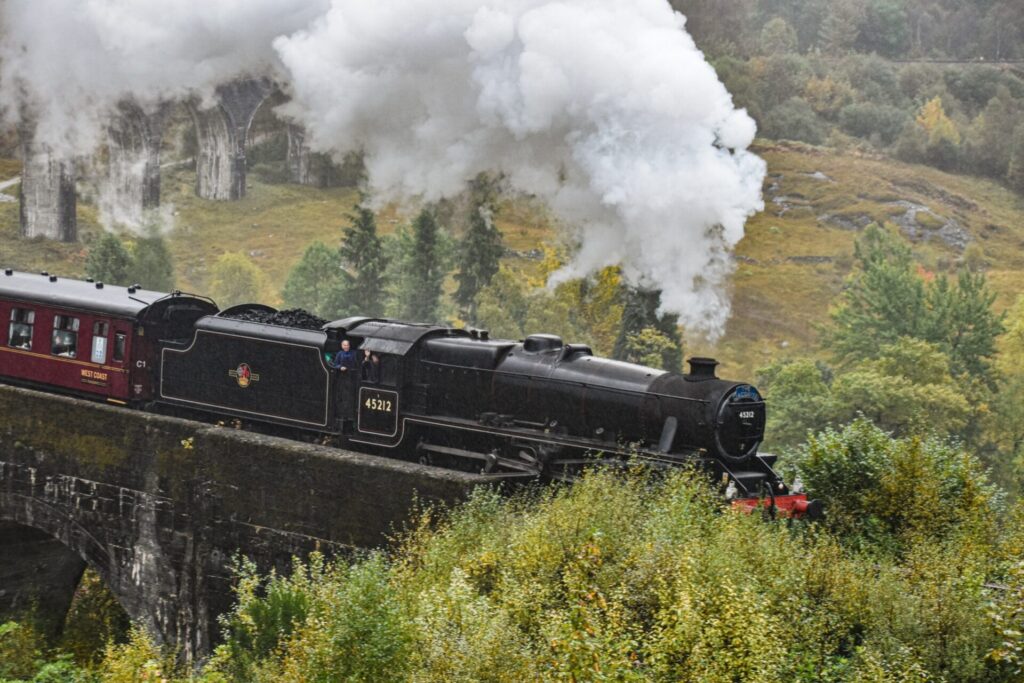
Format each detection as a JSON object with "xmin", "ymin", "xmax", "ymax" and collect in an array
[{"xmin": 328, "ymin": 338, "xmax": 357, "ymax": 372}]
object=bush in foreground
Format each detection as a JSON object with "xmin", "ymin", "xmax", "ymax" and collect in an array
[{"xmin": 187, "ymin": 460, "xmax": 1017, "ymax": 682}]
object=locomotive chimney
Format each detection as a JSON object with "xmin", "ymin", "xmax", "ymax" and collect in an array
[{"xmin": 686, "ymin": 357, "xmax": 719, "ymax": 380}]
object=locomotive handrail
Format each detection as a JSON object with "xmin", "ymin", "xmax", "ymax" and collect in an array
[
  {"xmin": 150, "ymin": 291, "xmax": 218, "ymax": 308},
  {"xmin": 418, "ymin": 358, "xmax": 711, "ymax": 405}
]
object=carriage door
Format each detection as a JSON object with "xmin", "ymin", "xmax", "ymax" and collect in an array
[{"xmin": 357, "ymin": 353, "xmax": 399, "ymax": 438}]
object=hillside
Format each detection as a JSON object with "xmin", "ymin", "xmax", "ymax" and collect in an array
[
  {"xmin": 705, "ymin": 141, "xmax": 1024, "ymax": 378},
  {"xmin": 1, "ymin": 145, "xmax": 1022, "ymax": 380}
]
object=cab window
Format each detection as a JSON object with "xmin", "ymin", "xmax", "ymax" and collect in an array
[
  {"xmin": 8, "ymin": 308, "xmax": 34, "ymax": 349},
  {"xmin": 51, "ymin": 315, "xmax": 80, "ymax": 358},
  {"xmin": 359, "ymin": 353, "xmax": 397, "ymax": 385},
  {"xmin": 379, "ymin": 356, "xmax": 398, "ymax": 386},
  {"xmin": 112, "ymin": 332, "xmax": 126, "ymax": 362},
  {"xmin": 91, "ymin": 321, "xmax": 109, "ymax": 364}
]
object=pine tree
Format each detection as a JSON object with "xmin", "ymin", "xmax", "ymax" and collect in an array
[
  {"xmin": 128, "ymin": 232, "xmax": 174, "ymax": 291},
  {"xmin": 282, "ymin": 241, "xmax": 343, "ymax": 317},
  {"xmin": 335, "ymin": 204, "xmax": 388, "ymax": 317},
  {"xmin": 760, "ymin": 17, "xmax": 798, "ymax": 55},
  {"xmin": 85, "ymin": 233, "xmax": 132, "ymax": 286},
  {"xmin": 925, "ymin": 270, "xmax": 1004, "ymax": 384},
  {"xmin": 390, "ymin": 209, "xmax": 449, "ymax": 323},
  {"xmin": 818, "ymin": 0, "xmax": 867, "ymax": 55},
  {"xmin": 827, "ymin": 225, "xmax": 1004, "ymax": 386},
  {"xmin": 612, "ymin": 287, "xmax": 683, "ymax": 371},
  {"xmin": 454, "ymin": 205, "xmax": 504, "ymax": 324},
  {"xmin": 826, "ymin": 225, "xmax": 927, "ymax": 362}
]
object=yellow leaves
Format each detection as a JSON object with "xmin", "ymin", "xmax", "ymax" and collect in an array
[
  {"xmin": 804, "ymin": 75, "xmax": 854, "ymax": 117},
  {"xmin": 97, "ymin": 627, "xmax": 182, "ymax": 683},
  {"xmin": 531, "ymin": 243, "xmax": 568, "ymax": 287},
  {"xmin": 915, "ymin": 97, "xmax": 961, "ymax": 146}
]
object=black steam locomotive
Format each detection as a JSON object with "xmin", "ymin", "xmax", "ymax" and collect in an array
[{"xmin": 0, "ymin": 270, "xmax": 814, "ymax": 517}]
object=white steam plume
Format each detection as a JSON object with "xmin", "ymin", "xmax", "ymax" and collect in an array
[
  {"xmin": 0, "ymin": 0, "xmax": 328, "ymax": 158},
  {"xmin": 276, "ymin": 0, "xmax": 765, "ymax": 337},
  {"xmin": 0, "ymin": 0, "xmax": 763, "ymax": 336}
]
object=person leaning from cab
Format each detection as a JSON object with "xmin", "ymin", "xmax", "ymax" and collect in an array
[
  {"xmin": 361, "ymin": 349, "xmax": 381, "ymax": 383},
  {"xmin": 328, "ymin": 338, "xmax": 357, "ymax": 372}
]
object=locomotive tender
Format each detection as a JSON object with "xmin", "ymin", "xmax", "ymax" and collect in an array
[{"xmin": 0, "ymin": 269, "xmax": 814, "ymax": 517}]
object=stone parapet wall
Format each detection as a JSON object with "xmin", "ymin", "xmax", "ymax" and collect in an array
[{"xmin": 0, "ymin": 383, "xmax": 483, "ymax": 660}]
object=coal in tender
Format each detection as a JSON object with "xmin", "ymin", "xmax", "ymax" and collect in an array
[{"xmin": 222, "ymin": 307, "xmax": 329, "ymax": 330}]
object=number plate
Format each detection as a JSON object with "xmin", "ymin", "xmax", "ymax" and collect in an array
[{"xmin": 358, "ymin": 387, "xmax": 399, "ymax": 437}]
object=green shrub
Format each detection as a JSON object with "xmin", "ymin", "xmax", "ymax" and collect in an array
[
  {"xmin": 58, "ymin": 569, "xmax": 131, "ymax": 666},
  {"xmin": 0, "ymin": 621, "xmax": 46, "ymax": 680},
  {"xmin": 198, "ymin": 465, "xmax": 1013, "ymax": 681},
  {"xmin": 84, "ymin": 233, "xmax": 132, "ymax": 286},
  {"xmin": 790, "ymin": 419, "xmax": 999, "ymax": 553},
  {"xmin": 762, "ymin": 97, "xmax": 829, "ymax": 144},
  {"xmin": 210, "ymin": 554, "xmax": 411, "ymax": 683},
  {"xmin": 97, "ymin": 626, "xmax": 187, "ymax": 683},
  {"xmin": 839, "ymin": 102, "xmax": 908, "ymax": 145},
  {"xmin": 249, "ymin": 161, "xmax": 291, "ymax": 185}
]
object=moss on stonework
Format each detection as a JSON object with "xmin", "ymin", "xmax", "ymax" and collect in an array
[{"xmin": 0, "ymin": 397, "xmax": 131, "ymax": 470}]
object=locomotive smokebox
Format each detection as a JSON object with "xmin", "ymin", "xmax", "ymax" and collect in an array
[{"xmin": 686, "ymin": 357, "xmax": 719, "ymax": 380}]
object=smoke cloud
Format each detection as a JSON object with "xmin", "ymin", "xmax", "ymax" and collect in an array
[{"xmin": 0, "ymin": 0, "xmax": 764, "ymax": 337}]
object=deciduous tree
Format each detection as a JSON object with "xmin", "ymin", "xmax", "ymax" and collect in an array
[
  {"xmin": 208, "ymin": 253, "xmax": 270, "ymax": 309},
  {"xmin": 282, "ymin": 241, "xmax": 343, "ymax": 317},
  {"xmin": 964, "ymin": 87, "xmax": 1021, "ymax": 179}
]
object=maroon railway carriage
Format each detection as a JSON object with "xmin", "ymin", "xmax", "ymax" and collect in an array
[{"xmin": 0, "ymin": 269, "xmax": 216, "ymax": 404}]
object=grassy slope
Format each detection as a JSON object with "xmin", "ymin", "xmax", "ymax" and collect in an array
[
  {"xmin": 704, "ymin": 141, "xmax": 1024, "ymax": 378},
  {"xmin": 0, "ymin": 146, "xmax": 1022, "ymax": 379}
]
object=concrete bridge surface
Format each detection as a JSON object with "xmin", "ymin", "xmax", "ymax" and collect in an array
[{"xmin": 0, "ymin": 384, "xmax": 483, "ymax": 662}]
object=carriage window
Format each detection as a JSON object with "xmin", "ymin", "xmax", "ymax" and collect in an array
[
  {"xmin": 91, "ymin": 322, "xmax": 109, "ymax": 364},
  {"xmin": 8, "ymin": 308, "xmax": 34, "ymax": 349},
  {"xmin": 51, "ymin": 315, "xmax": 80, "ymax": 358},
  {"xmin": 112, "ymin": 332, "xmax": 126, "ymax": 362}
]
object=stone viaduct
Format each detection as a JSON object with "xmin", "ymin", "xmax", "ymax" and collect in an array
[
  {"xmin": 18, "ymin": 77, "xmax": 320, "ymax": 242},
  {"xmin": 0, "ymin": 384, "xmax": 484, "ymax": 662}
]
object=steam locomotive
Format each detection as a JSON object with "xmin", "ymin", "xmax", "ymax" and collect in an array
[{"xmin": 0, "ymin": 269, "xmax": 816, "ymax": 517}]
